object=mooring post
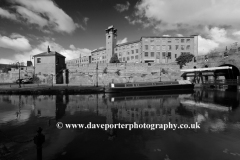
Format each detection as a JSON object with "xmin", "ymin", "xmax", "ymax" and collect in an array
[{"xmin": 34, "ymin": 127, "xmax": 45, "ymax": 160}]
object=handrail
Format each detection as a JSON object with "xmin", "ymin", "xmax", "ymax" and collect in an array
[{"xmin": 203, "ymin": 79, "xmax": 240, "ymax": 85}]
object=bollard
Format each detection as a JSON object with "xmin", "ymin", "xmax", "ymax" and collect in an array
[{"xmin": 34, "ymin": 127, "xmax": 45, "ymax": 160}]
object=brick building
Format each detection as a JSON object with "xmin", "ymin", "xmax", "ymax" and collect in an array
[
  {"xmin": 66, "ymin": 25, "xmax": 198, "ymax": 65},
  {"xmin": 33, "ymin": 46, "xmax": 66, "ymax": 84}
]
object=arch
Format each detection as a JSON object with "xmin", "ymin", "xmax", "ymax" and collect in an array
[{"xmin": 216, "ymin": 64, "xmax": 240, "ymax": 79}]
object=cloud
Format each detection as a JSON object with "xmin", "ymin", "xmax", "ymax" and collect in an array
[
  {"xmin": 83, "ymin": 17, "xmax": 89, "ymax": 25},
  {"xmin": 11, "ymin": 40, "xmax": 91, "ymax": 64},
  {"xmin": 15, "ymin": 6, "xmax": 48, "ymax": 28},
  {"xmin": 117, "ymin": 38, "xmax": 128, "ymax": 44},
  {"xmin": 198, "ymin": 36, "xmax": 219, "ymax": 55},
  {"xmin": 133, "ymin": 0, "xmax": 240, "ymax": 29},
  {"xmin": 115, "ymin": 1, "xmax": 130, "ymax": 12},
  {"xmin": 0, "ymin": 7, "xmax": 17, "ymax": 20},
  {"xmin": 1, "ymin": 0, "xmax": 79, "ymax": 34},
  {"xmin": 0, "ymin": 33, "xmax": 31, "ymax": 51},
  {"xmin": 197, "ymin": 27, "xmax": 240, "ymax": 55},
  {"xmin": 0, "ymin": 58, "xmax": 15, "ymax": 64},
  {"xmin": 69, "ymin": 44, "xmax": 76, "ymax": 50},
  {"xmin": 126, "ymin": 0, "xmax": 240, "ymax": 54}
]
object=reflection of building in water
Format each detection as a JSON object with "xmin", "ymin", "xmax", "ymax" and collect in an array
[
  {"xmin": 113, "ymin": 97, "xmax": 196, "ymax": 124},
  {"xmin": 56, "ymin": 95, "xmax": 69, "ymax": 120},
  {"xmin": 64, "ymin": 95, "xmax": 197, "ymax": 124}
]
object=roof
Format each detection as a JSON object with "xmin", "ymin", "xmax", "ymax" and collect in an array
[
  {"xmin": 91, "ymin": 47, "xmax": 106, "ymax": 53},
  {"xmin": 116, "ymin": 40, "xmax": 141, "ymax": 47},
  {"xmin": 140, "ymin": 36, "xmax": 196, "ymax": 40},
  {"xmin": 33, "ymin": 51, "xmax": 65, "ymax": 58}
]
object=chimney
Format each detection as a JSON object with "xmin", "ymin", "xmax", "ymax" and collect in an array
[{"xmin": 47, "ymin": 45, "xmax": 51, "ymax": 53}]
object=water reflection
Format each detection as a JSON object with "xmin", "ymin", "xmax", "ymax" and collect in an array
[{"xmin": 0, "ymin": 90, "xmax": 240, "ymax": 160}]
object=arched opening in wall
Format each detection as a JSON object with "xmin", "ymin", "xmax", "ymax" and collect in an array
[{"xmin": 215, "ymin": 64, "xmax": 240, "ymax": 80}]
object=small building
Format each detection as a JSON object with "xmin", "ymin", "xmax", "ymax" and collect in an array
[{"xmin": 33, "ymin": 46, "xmax": 66, "ymax": 84}]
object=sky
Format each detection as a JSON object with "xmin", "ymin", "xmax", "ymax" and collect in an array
[{"xmin": 1, "ymin": 0, "xmax": 240, "ymax": 64}]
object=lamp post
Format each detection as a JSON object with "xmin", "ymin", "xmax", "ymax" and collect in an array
[
  {"xmin": 17, "ymin": 62, "xmax": 21, "ymax": 88},
  {"xmin": 51, "ymin": 74, "xmax": 54, "ymax": 87},
  {"xmin": 96, "ymin": 62, "xmax": 98, "ymax": 87},
  {"xmin": 160, "ymin": 69, "xmax": 162, "ymax": 82}
]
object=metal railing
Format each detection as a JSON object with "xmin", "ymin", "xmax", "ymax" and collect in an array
[{"xmin": 203, "ymin": 79, "xmax": 240, "ymax": 85}]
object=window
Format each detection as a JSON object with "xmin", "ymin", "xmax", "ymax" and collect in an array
[
  {"xmin": 186, "ymin": 45, "xmax": 190, "ymax": 50},
  {"xmin": 181, "ymin": 39, "xmax": 185, "ymax": 43},
  {"xmin": 119, "ymin": 52, "xmax": 122, "ymax": 57},
  {"xmin": 132, "ymin": 50, "xmax": 134, "ymax": 54},
  {"xmin": 127, "ymin": 57, "xmax": 130, "ymax": 61},
  {"xmin": 162, "ymin": 38, "xmax": 166, "ymax": 43},
  {"xmin": 156, "ymin": 52, "xmax": 160, "ymax": 59},
  {"xmin": 119, "ymin": 58, "xmax": 122, "ymax": 61},
  {"xmin": 156, "ymin": 38, "xmax": 161, "ymax": 42},
  {"xmin": 145, "ymin": 52, "xmax": 148, "ymax": 57},
  {"xmin": 162, "ymin": 45, "xmax": 166, "ymax": 51},
  {"xmin": 186, "ymin": 39, "xmax": 190, "ymax": 43},
  {"xmin": 150, "ymin": 39, "xmax": 154, "ymax": 43},
  {"xmin": 151, "ymin": 52, "xmax": 154, "ymax": 57},
  {"xmin": 167, "ymin": 52, "xmax": 171, "ymax": 59},
  {"xmin": 168, "ymin": 45, "xmax": 172, "ymax": 50},
  {"xmin": 162, "ymin": 52, "xmax": 166, "ymax": 59},
  {"xmin": 131, "ymin": 56, "xmax": 134, "ymax": 59},
  {"xmin": 127, "ymin": 52, "xmax": 130, "ymax": 55},
  {"xmin": 144, "ymin": 38, "xmax": 149, "ymax": 42},
  {"xmin": 135, "ymin": 55, "xmax": 138, "ymax": 59},
  {"xmin": 156, "ymin": 45, "xmax": 160, "ymax": 50},
  {"xmin": 145, "ymin": 45, "xmax": 148, "ymax": 50},
  {"xmin": 150, "ymin": 45, "xmax": 154, "ymax": 50},
  {"xmin": 175, "ymin": 39, "xmax": 179, "ymax": 43},
  {"xmin": 37, "ymin": 58, "xmax": 41, "ymax": 63},
  {"xmin": 131, "ymin": 44, "xmax": 134, "ymax": 48},
  {"xmin": 123, "ymin": 57, "xmax": 125, "ymax": 61},
  {"xmin": 175, "ymin": 45, "xmax": 179, "ymax": 50},
  {"xmin": 168, "ymin": 39, "xmax": 171, "ymax": 43},
  {"xmin": 175, "ymin": 54, "xmax": 177, "ymax": 58},
  {"xmin": 181, "ymin": 45, "xmax": 185, "ymax": 50},
  {"xmin": 136, "ymin": 49, "xmax": 138, "ymax": 53}
]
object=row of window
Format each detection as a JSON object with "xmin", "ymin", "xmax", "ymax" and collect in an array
[
  {"xmin": 117, "ymin": 49, "xmax": 139, "ymax": 57},
  {"xmin": 120, "ymin": 55, "xmax": 139, "ymax": 62},
  {"xmin": 143, "ymin": 38, "xmax": 192, "ymax": 43},
  {"xmin": 144, "ymin": 45, "xmax": 191, "ymax": 50},
  {"xmin": 66, "ymin": 58, "xmax": 89, "ymax": 64}
]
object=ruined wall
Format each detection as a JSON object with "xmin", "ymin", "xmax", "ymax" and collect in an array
[{"xmin": 66, "ymin": 63, "xmax": 182, "ymax": 86}]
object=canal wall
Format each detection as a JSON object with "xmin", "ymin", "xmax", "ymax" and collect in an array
[
  {"xmin": 0, "ymin": 67, "xmax": 34, "ymax": 83},
  {"xmin": 66, "ymin": 63, "xmax": 182, "ymax": 86}
]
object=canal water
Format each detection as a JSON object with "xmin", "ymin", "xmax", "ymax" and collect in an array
[{"xmin": 0, "ymin": 90, "xmax": 240, "ymax": 160}]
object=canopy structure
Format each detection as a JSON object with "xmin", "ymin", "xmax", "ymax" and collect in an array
[
  {"xmin": 180, "ymin": 66, "xmax": 232, "ymax": 72},
  {"xmin": 180, "ymin": 66, "xmax": 233, "ymax": 83}
]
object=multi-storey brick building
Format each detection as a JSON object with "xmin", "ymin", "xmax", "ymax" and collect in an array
[{"xmin": 66, "ymin": 25, "xmax": 198, "ymax": 65}]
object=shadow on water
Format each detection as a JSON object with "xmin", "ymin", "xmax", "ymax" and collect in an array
[{"xmin": 0, "ymin": 89, "xmax": 240, "ymax": 160}]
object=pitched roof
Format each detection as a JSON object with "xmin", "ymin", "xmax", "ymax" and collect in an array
[{"xmin": 33, "ymin": 51, "xmax": 65, "ymax": 58}]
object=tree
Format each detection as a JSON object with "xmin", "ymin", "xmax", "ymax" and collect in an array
[
  {"xmin": 175, "ymin": 53, "xmax": 194, "ymax": 69},
  {"xmin": 109, "ymin": 53, "xmax": 120, "ymax": 63}
]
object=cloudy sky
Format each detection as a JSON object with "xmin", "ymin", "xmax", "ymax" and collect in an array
[{"xmin": 1, "ymin": 0, "xmax": 240, "ymax": 64}]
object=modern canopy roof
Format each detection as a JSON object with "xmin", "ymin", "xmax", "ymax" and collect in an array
[{"xmin": 180, "ymin": 66, "xmax": 232, "ymax": 72}]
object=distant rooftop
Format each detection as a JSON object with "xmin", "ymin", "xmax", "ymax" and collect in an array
[{"xmin": 33, "ymin": 51, "xmax": 65, "ymax": 58}]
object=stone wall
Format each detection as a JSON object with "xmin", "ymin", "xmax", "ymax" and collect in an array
[
  {"xmin": 0, "ymin": 67, "xmax": 34, "ymax": 83},
  {"xmin": 66, "ymin": 63, "xmax": 182, "ymax": 86}
]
